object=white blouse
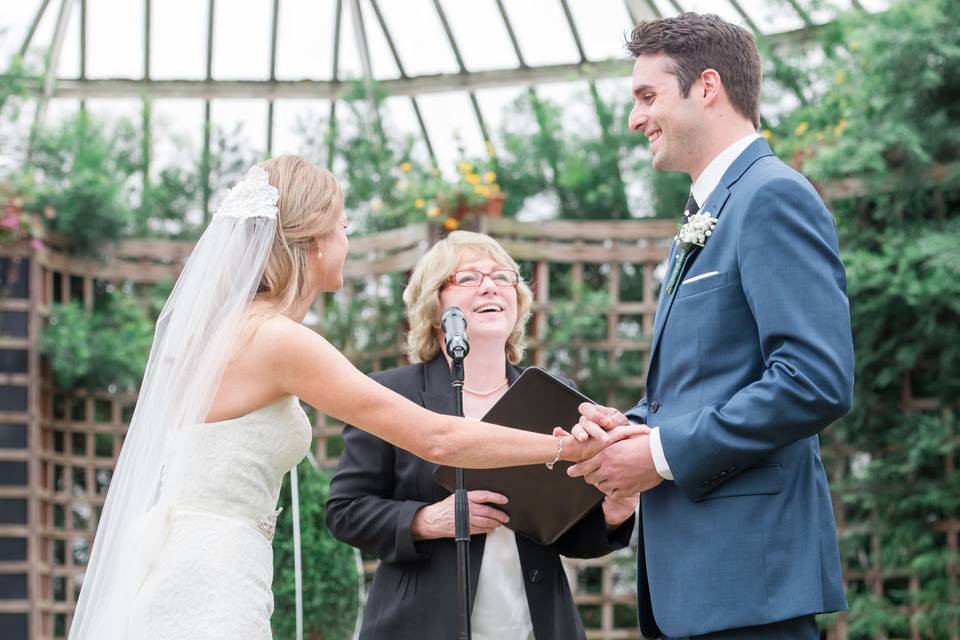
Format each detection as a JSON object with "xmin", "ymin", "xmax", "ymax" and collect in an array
[{"xmin": 471, "ymin": 525, "xmax": 535, "ymax": 640}]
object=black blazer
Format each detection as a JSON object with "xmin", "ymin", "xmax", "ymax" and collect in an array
[{"xmin": 326, "ymin": 355, "xmax": 635, "ymax": 640}]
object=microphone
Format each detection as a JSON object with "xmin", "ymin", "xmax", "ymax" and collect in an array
[{"xmin": 441, "ymin": 306, "xmax": 470, "ymax": 360}]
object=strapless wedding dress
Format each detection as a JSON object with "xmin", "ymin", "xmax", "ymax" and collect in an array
[{"xmin": 125, "ymin": 396, "xmax": 311, "ymax": 640}]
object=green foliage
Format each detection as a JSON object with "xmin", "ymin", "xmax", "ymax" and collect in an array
[
  {"xmin": 768, "ymin": 0, "xmax": 960, "ymax": 182},
  {"xmin": 272, "ymin": 460, "xmax": 359, "ymax": 640},
  {"xmin": 495, "ymin": 91, "xmax": 645, "ymax": 219},
  {"xmin": 0, "ymin": 55, "xmax": 36, "ymax": 171},
  {"xmin": 38, "ymin": 290, "xmax": 153, "ymax": 393},
  {"xmin": 317, "ymin": 273, "xmax": 408, "ymax": 367},
  {"xmin": 21, "ymin": 111, "xmax": 141, "ymax": 253}
]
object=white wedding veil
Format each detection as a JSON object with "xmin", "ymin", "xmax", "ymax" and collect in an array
[{"xmin": 69, "ymin": 165, "xmax": 280, "ymax": 639}]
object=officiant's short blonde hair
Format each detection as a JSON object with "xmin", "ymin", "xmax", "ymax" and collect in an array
[{"xmin": 404, "ymin": 231, "xmax": 533, "ymax": 365}]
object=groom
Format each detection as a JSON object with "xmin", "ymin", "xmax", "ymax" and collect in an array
[{"xmin": 568, "ymin": 13, "xmax": 854, "ymax": 640}]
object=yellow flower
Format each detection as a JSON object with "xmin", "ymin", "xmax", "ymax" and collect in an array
[
  {"xmin": 474, "ymin": 185, "xmax": 490, "ymax": 197},
  {"xmin": 834, "ymin": 118, "xmax": 849, "ymax": 137},
  {"xmin": 400, "ymin": 162, "xmax": 413, "ymax": 172},
  {"xmin": 484, "ymin": 171, "xmax": 497, "ymax": 183},
  {"xmin": 443, "ymin": 217, "xmax": 460, "ymax": 231},
  {"xmin": 834, "ymin": 70, "xmax": 847, "ymax": 85},
  {"xmin": 458, "ymin": 162, "xmax": 473, "ymax": 174},
  {"xmin": 490, "ymin": 183, "xmax": 501, "ymax": 193},
  {"xmin": 414, "ymin": 198, "xmax": 426, "ymax": 209},
  {"xmin": 427, "ymin": 206, "xmax": 441, "ymax": 218},
  {"xmin": 794, "ymin": 121, "xmax": 809, "ymax": 136},
  {"xmin": 761, "ymin": 129, "xmax": 774, "ymax": 140},
  {"xmin": 465, "ymin": 174, "xmax": 481, "ymax": 185}
]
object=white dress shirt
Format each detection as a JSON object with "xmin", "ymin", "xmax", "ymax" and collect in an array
[{"xmin": 649, "ymin": 132, "xmax": 762, "ymax": 481}]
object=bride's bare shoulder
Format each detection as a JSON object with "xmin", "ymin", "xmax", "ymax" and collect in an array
[
  {"xmin": 250, "ymin": 315, "xmax": 319, "ymax": 347},
  {"xmin": 246, "ymin": 315, "xmax": 331, "ymax": 365}
]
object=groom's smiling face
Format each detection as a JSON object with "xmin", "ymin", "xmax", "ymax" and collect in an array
[{"xmin": 628, "ymin": 53, "xmax": 703, "ymax": 175}]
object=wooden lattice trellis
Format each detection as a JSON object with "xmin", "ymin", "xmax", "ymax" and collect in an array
[{"xmin": 0, "ymin": 214, "xmax": 955, "ymax": 639}]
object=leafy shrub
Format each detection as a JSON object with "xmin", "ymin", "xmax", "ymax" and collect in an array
[{"xmin": 272, "ymin": 460, "xmax": 360, "ymax": 640}]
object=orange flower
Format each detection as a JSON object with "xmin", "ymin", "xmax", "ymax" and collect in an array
[{"xmin": 443, "ymin": 217, "xmax": 460, "ymax": 231}]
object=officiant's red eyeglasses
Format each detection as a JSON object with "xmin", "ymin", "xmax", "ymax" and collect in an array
[{"xmin": 445, "ymin": 269, "xmax": 520, "ymax": 288}]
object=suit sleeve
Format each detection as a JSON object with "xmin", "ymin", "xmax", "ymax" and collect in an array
[
  {"xmin": 658, "ymin": 176, "xmax": 854, "ymax": 502},
  {"xmin": 325, "ymin": 422, "xmax": 432, "ymax": 563}
]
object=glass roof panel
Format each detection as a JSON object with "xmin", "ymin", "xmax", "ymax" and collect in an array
[
  {"xmin": 152, "ymin": 0, "xmax": 208, "ymax": 80},
  {"xmin": 210, "ymin": 99, "xmax": 268, "ymax": 153},
  {"xmin": 87, "ymin": 0, "xmax": 145, "ymax": 79},
  {"xmin": 680, "ymin": 0, "xmax": 756, "ymax": 29},
  {"xmin": 275, "ymin": 0, "xmax": 337, "ymax": 80},
  {"xmin": 436, "ymin": 0, "xmax": 520, "ymax": 72},
  {"xmin": 44, "ymin": 97, "xmax": 81, "ymax": 126},
  {"xmin": 736, "ymin": 0, "xmax": 806, "ymax": 33},
  {"xmin": 535, "ymin": 80, "xmax": 601, "ymax": 137},
  {"xmin": 500, "ymin": 0, "xmax": 581, "ymax": 66},
  {"xmin": 566, "ymin": 0, "xmax": 635, "ymax": 61},
  {"xmin": 334, "ymin": 1, "xmax": 364, "ymax": 79},
  {"xmin": 372, "ymin": 0, "xmax": 459, "ymax": 76},
  {"xmin": 212, "ymin": 0, "xmax": 272, "ymax": 80},
  {"xmin": 356, "ymin": 0, "xmax": 402, "ymax": 79},
  {"xmin": 806, "ymin": 0, "xmax": 850, "ymax": 23},
  {"xmin": 151, "ymin": 98, "xmax": 205, "ymax": 172},
  {"xmin": 474, "ymin": 86, "xmax": 528, "ymax": 143},
  {"xmin": 44, "ymin": 2, "xmax": 80, "ymax": 78},
  {"xmin": 382, "ymin": 96, "xmax": 432, "ymax": 163},
  {"xmin": 650, "ymin": 0, "xmax": 681, "ymax": 17},
  {"xmin": 416, "ymin": 91, "xmax": 486, "ymax": 175},
  {"xmin": 272, "ymin": 99, "xmax": 331, "ymax": 157},
  {"xmin": 85, "ymin": 97, "xmax": 143, "ymax": 122},
  {"xmin": 0, "ymin": 0, "xmax": 42, "ymax": 66}
]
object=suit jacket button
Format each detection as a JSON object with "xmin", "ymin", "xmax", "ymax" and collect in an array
[
  {"xmin": 649, "ymin": 400, "xmax": 660, "ymax": 413},
  {"xmin": 527, "ymin": 569, "xmax": 542, "ymax": 584}
]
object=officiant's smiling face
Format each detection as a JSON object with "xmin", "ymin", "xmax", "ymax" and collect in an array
[{"xmin": 439, "ymin": 254, "xmax": 518, "ymax": 345}]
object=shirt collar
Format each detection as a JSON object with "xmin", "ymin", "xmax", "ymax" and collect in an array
[{"xmin": 690, "ymin": 133, "xmax": 762, "ymax": 208}]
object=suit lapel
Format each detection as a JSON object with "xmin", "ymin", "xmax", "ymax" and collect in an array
[
  {"xmin": 646, "ymin": 138, "xmax": 774, "ymax": 371},
  {"xmin": 418, "ymin": 356, "xmax": 457, "ymax": 416}
]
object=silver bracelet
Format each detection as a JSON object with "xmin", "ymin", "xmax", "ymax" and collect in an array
[{"xmin": 546, "ymin": 436, "xmax": 564, "ymax": 471}]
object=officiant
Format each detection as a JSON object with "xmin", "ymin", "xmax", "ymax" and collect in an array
[{"xmin": 326, "ymin": 231, "xmax": 637, "ymax": 640}]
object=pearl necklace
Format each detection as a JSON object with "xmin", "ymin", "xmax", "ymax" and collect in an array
[{"xmin": 463, "ymin": 379, "xmax": 509, "ymax": 397}]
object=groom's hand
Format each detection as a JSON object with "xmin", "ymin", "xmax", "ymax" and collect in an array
[
  {"xmin": 567, "ymin": 435, "xmax": 664, "ymax": 496},
  {"xmin": 570, "ymin": 402, "xmax": 633, "ymax": 442}
]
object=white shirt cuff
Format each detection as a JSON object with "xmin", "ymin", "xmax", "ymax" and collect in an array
[{"xmin": 649, "ymin": 427, "xmax": 674, "ymax": 481}]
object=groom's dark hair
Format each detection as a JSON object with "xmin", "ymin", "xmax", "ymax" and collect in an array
[{"xmin": 626, "ymin": 13, "xmax": 762, "ymax": 129}]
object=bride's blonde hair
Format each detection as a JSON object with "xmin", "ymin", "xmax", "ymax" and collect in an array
[
  {"xmin": 257, "ymin": 155, "xmax": 343, "ymax": 310},
  {"xmin": 238, "ymin": 156, "xmax": 343, "ymax": 343}
]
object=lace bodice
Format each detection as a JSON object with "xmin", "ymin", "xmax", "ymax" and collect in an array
[{"xmin": 160, "ymin": 396, "xmax": 312, "ymax": 512}]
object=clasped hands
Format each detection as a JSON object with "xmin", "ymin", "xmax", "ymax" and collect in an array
[{"xmin": 553, "ymin": 403, "xmax": 664, "ymax": 500}]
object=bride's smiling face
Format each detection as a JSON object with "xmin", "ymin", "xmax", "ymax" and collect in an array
[{"xmin": 310, "ymin": 210, "xmax": 349, "ymax": 292}]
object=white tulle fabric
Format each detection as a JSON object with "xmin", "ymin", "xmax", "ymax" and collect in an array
[
  {"xmin": 70, "ymin": 166, "xmax": 284, "ymax": 640},
  {"xmin": 127, "ymin": 397, "xmax": 311, "ymax": 640}
]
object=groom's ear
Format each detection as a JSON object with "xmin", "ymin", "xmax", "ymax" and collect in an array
[{"xmin": 698, "ymin": 68, "xmax": 723, "ymax": 107}]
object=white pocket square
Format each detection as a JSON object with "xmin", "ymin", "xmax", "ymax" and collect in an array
[{"xmin": 682, "ymin": 271, "xmax": 720, "ymax": 285}]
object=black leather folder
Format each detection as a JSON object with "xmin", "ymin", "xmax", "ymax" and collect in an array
[{"xmin": 433, "ymin": 367, "xmax": 604, "ymax": 546}]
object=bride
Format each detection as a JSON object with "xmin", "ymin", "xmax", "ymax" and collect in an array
[{"xmin": 68, "ymin": 155, "xmax": 639, "ymax": 639}]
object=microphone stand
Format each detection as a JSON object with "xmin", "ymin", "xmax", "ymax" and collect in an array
[{"xmin": 448, "ymin": 352, "xmax": 471, "ymax": 640}]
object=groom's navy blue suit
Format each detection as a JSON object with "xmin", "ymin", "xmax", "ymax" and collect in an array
[{"xmin": 626, "ymin": 138, "xmax": 853, "ymax": 638}]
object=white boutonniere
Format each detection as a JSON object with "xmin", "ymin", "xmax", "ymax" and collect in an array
[{"xmin": 667, "ymin": 211, "xmax": 718, "ymax": 293}]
